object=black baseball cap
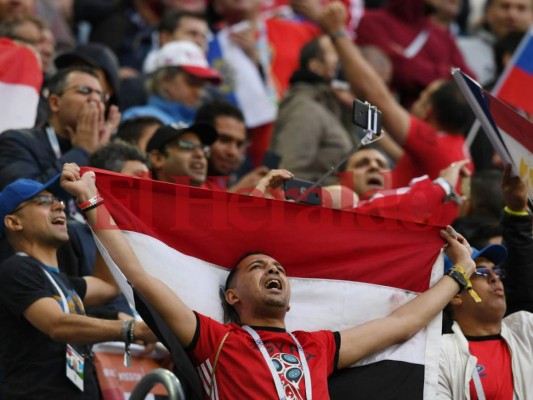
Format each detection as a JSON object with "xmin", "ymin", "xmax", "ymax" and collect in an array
[{"xmin": 146, "ymin": 122, "xmax": 218, "ymax": 152}]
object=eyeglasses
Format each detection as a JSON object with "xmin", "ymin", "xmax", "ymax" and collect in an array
[
  {"xmin": 473, "ymin": 267, "xmax": 505, "ymax": 279},
  {"xmin": 11, "ymin": 194, "xmax": 64, "ymax": 214},
  {"xmin": 184, "ymin": 73, "xmax": 206, "ymax": 87},
  {"xmin": 62, "ymin": 85, "xmax": 110, "ymax": 103},
  {"xmin": 168, "ymin": 139, "xmax": 211, "ymax": 157}
]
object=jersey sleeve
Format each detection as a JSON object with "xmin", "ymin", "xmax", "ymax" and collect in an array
[{"xmin": 186, "ymin": 312, "xmax": 233, "ymax": 362}]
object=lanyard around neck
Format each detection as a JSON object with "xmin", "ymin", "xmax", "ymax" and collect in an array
[
  {"xmin": 16, "ymin": 252, "xmax": 69, "ymax": 313},
  {"xmin": 242, "ymin": 325, "xmax": 312, "ymax": 400},
  {"xmin": 45, "ymin": 125, "xmax": 62, "ymax": 159}
]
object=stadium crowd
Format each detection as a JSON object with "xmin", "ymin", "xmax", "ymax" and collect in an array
[{"xmin": 1, "ymin": 0, "xmax": 533, "ymax": 398}]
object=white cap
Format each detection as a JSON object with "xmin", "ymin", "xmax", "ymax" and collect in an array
[{"xmin": 146, "ymin": 40, "xmax": 221, "ymax": 84}]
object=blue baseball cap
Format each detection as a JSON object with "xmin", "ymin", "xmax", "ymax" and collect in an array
[
  {"xmin": 443, "ymin": 244, "xmax": 508, "ymax": 272},
  {"xmin": 0, "ymin": 175, "xmax": 66, "ymax": 237}
]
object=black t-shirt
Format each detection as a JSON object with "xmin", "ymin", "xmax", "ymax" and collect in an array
[{"xmin": 0, "ymin": 254, "xmax": 99, "ymax": 399}]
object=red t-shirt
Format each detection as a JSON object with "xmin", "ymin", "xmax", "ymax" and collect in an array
[
  {"xmin": 392, "ymin": 116, "xmax": 473, "ymax": 190},
  {"xmin": 355, "ymin": 0, "xmax": 475, "ymax": 106},
  {"xmin": 467, "ymin": 336, "xmax": 514, "ymax": 400},
  {"xmin": 187, "ymin": 312, "xmax": 340, "ymax": 399}
]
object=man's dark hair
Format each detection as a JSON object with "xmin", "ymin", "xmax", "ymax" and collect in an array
[
  {"xmin": 158, "ymin": 10, "xmax": 206, "ymax": 33},
  {"xmin": 299, "ymin": 37, "xmax": 324, "ymax": 70},
  {"xmin": 116, "ymin": 116, "xmax": 163, "ymax": 146},
  {"xmin": 494, "ymin": 31, "xmax": 525, "ymax": 75},
  {"xmin": 89, "ymin": 140, "xmax": 150, "ymax": 173},
  {"xmin": 338, "ymin": 143, "xmax": 386, "ymax": 173},
  {"xmin": 220, "ymin": 251, "xmax": 271, "ymax": 324},
  {"xmin": 470, "ymin": 169, "xmax": 505, "ymax": 218},
  {"xmin": 195, "ymin": 99, "xmax": 245, "ymax": 127},
  {"xmin": 429, "ymin": 81, "xmax": 474, "ymax": 133},
  {"xmin": 453, "ymin": 215, "xmax": 501, "ymax": 248},
  {"xmin": 47, "ymin": 66, "xmax": 99, "ymax": 96}
]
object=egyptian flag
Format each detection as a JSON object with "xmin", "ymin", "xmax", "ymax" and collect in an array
[
  {"xmin": 89, "ymin": 168, "xmax": 446, "ymax": 400},
  {"xmin": 493, "ymin": 25, "xmax": 533, "ymax": 116},
  {"xmin": 0, "ymin": 38, "xmax": 42, "ymax": 133},
  {"xmin": 453, "ymin": 70, "xmax": 533, "ymax": 204}
]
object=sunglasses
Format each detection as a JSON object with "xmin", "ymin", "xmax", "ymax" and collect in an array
[
  {"xmin": 473, "ymin": 267, "xmax": 505, "ymax": 279},
  {"xmin": 62, "ymin": 85, "xmax": 110, "ymax": 103},
  {"xmin": 168, "ymin": 139, "xmax": 211, "ymax": 157},
  {"xmin": 12, "ymin": 194, "xmax": 64, "ymax": 214}
]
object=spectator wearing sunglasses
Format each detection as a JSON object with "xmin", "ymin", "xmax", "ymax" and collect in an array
[
  {"xmin": 439, "ymin": 209, "xmax": 533, "ymax": 400},
  {"xmin": 146, "ymin": 122, "xmax": 218, "ymax": 187}
]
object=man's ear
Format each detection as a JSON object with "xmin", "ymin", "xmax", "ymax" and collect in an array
[
  {"xmin": 149, "ymin": 150, "xmax": 165, "ymax": 168},
  {"xmin": 48, "ymin": 93, "xmax": 61, "ymax": 114},
  {"xmin": 449, "ymin": 294, "xmax": 463, "ymax": 306},
  {"xmin": 422, "ymin": 102, "xmax": 436, "ymax": 123},
  {"xmin": 4, "ymin": 215, "xmax": 23, "ymax": 234},
  {"xmin": 225, "ymin": 288, "xmax": 240, "ymax": 307},
  {"xmin": 307, "ymin": 58, "xmax": 323, "ymax": 76}
]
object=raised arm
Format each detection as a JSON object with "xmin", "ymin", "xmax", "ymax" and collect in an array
[
  {"xmin": 60, "ymin": 163, "xmax": 197, "ymax": 347},
  {"xmin": 318, "ymin": 2, "xmax": 411, "ymax": 145},
  {"xmin": 500, "ymin": 164, "xmax": 533, "ymax": 314},
  {"xmin": 337, "ymin": 226, "xmax": 475, "ymax": 368}
]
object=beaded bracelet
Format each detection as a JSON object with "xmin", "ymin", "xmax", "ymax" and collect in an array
[{"xmin": 123, "ymin": 319, "xmax": 135, "ymax": 367}]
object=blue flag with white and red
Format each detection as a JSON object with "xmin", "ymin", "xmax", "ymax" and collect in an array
[{"xmin": 493, "ymin": 26, "xmax": 533, "ymax": 115}]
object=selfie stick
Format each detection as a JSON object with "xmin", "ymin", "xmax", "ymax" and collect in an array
[{"xmin": 294, "ymin": 127, "xmax": 383, "ymax": 203}]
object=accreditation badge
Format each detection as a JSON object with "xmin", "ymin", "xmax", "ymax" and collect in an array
[{"xmin": 66, "ymin": 344, "xmax": 85, "ymax": 391}]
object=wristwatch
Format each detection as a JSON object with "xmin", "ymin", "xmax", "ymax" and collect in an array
[
  {"xmin": 434, "ymin": 178, "xmax": 463, "ymax": 204},
  {"xmin": 446, "ymin": 267, "xmax": 467, "ymax": 292}
]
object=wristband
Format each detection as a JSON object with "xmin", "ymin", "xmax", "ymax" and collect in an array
[
  {"xmin": 78, "ymin": 194, "xmax": 104, "ymax": 212},
  {"xmin": 330, "ymin": 29, "xmax": 348, "ymax": 42},
  {"xmin": 446, "ymin": 264, "xmax": 481, "ymax": 303},
  {"xmin": 503, "ymin": 206, "xmax": 529, "ymax": 216}
]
